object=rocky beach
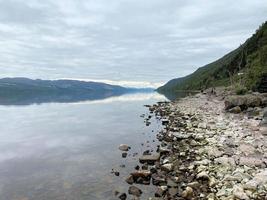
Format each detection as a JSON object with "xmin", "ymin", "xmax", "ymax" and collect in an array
[{"xmin": 115, "ymin": 91, "xmax": 267, "ymax": 200}]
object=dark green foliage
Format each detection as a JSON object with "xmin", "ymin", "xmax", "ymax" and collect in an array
[
  {"xmin": 235, "ymin": 85, "xmax": 248, "ymax": 95},
  {"xmin": 158, "ymin": 21, "xmax": 267, "ymax": 92}
]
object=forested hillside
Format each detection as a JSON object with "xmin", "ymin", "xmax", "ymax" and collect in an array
[{"xmin": 158, "ymin": 21, "xmax": 267, "ymax": 93}]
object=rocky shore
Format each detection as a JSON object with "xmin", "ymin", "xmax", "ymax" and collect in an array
[{"xmin": 116, "ymin": 92, "xmax": 267, "ymax": 200}]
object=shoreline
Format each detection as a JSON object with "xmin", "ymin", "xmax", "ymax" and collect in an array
[{"xmin": 118, "ymin": 92, "xmax": 267, "ymax": 199}]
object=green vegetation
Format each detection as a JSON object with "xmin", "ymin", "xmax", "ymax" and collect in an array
[{"xmin": 158, "ymin": 21, "xmax": 267, "ymax": 93}]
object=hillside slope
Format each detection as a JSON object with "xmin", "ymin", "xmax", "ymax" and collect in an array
[
  {"xmin": 158, "ymin": 21, "xmax": 267, "ymax": 92},
  {"xmin": 0, "ymin": 78, "xmax": 128, "ymax": 105}
]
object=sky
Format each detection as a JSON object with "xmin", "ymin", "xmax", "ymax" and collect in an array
[{"xmin": 0, "ymin": 0, "xmax": 266, "ymax": 87}]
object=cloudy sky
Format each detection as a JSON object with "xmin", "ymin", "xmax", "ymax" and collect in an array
[{"xmin": 0, "ymin": 0, "xmax": 266, "ymax": 87}]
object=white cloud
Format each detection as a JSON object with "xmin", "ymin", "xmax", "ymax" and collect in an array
[{"xmin": 0, "ymin": 0, "xmax": 266, "ymax": 84}]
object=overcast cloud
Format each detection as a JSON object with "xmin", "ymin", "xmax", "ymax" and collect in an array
[{"xmin": 0, "ymin": 0, "xmax": 266, "ymax": 87}]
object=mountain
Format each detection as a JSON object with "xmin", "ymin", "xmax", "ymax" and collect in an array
[
  {"xmin": 158, "ymin": 21, "xmax": 267, "ymax": 93},
  {"xmin": 0, "ymin": 78, "xmax": 129, "ymax": 105}
]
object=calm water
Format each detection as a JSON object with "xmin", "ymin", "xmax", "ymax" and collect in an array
[{"xmin": 0, "ymin": 92, "xmax": 167, "ymax": 200}]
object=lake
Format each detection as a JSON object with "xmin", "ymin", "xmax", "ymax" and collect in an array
[{"xmin": 0, "ymin": 92, "xmax": 168, "ymax": 200}]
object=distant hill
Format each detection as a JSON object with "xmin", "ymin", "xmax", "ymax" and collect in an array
[
  {"xmin": 0, "ymin": 78, "xmax": 129, "ymax": 105},
  {"xmin": 158, "ymin": 21, "xmax": 267, "ymax": 93}
]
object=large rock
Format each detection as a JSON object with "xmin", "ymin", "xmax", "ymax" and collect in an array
[
  {"xmin": 130, "ymin": 170, "xmax": 151, "ymax": 185},
  {"xmin": 239, "ymin": 157, "xmax": 264, "ymax": 167},
  {"xmin": 225, "ymin": 95, "xmax": 262, "ymax": 110},
  {"xmin": 131, "ymin": 170, "xmax": 151, "ymax": 178},
  {"xmin": 119, "ymin": 144, "xmax": 130, "ymax": 151},
  {"xmin": 125, "ymin": 175, "xmax": 134, "ymax": 184},
  {"xmin": 181, "ymin": 186, "xmax": 193, "ymax": 199},
  {"xmin": 139, "ymin": 153, "xmax": 160, "ymax": 164},
  {"xmin": 229, "ymin": 106, "xmax": 242, "ymax": 114},
  {"xmin": 128, "ymin": 186, "xmax": 142, "ymax": 197}
]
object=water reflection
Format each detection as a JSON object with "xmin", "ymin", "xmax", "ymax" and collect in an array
[{"xmin": 0, "ymin": 92, "xmax": 166, "ymax": 200}]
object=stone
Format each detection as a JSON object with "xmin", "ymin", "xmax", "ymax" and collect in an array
[
  {"xmin": 207, "ymin": 147, "xmax": 223, "ymax": 158},
  {"xmin": 128, "ymin": 186, "xmax": 142, "ymax": 197},
  {"xmin": 152, "ymin": 173, "xmax": 166, "ymax": 185},
  {"xmin": 162, "ymin": 119, "xmax": 169, "ymax": 125},
  {"xmin": 244, "ymin": 169, "xmax": 267, "ymax": 190},
  {"xmin": 181, "ymin": 186, "xmax": 193, "ymax": 199},
  {"xmin": 214, "ymin": 156, "xmax": 236, "ymax": 167},
  {"xmin": 139, "ymin": 154, "xmax": 160, "ymax": 164},
  {"xmin": 229, "ymin": 106, "xmax": 242, "ymax": 114},
  {"xmin": 118, "ymin": 193, "xmax": 127, "ymax": 200},
  {"xmin": 239, "ymin": 157, "xmax": 264, "ymax": 167},
  {"xmin": 232, "ymin": 185, "xmax": 249, "ymax": 200},
  {"xmin": 225, "ymin": 95, "xmax": 262, "ymax": 110},
  {"xmin": 198, "ymin": 122, "xmax": 207, "ymax": 129},
  {"xmin": 186, "ymin": 182, "xmax": 200, "ymax": 190},
  {"xmin": 125, "ymin": 175, "xmax": 134, "ymax": 185},
  {"xmin": 196, "ymin": 171, "xmax": 210, "ymax": 180},
  {"xmin": 114, "ymin": 190, "xmax": 120, "ymax": 196},
  {"xmin": 195, "ymin": 159, "xmax": 211, "ymax": 165},
  {"xmin": 172, "ymin": 132, "xmax": 191, "ymax": 139},
  {"xmin": 168, "ymin": 187, "xmax": 178, "ymax": 197},
  {"xmin": 161, "ymin": 163, "xmax": 173, "ymax": 172},
  {"xmin": 119, "ymin": 144, "xmax": 130, "ymax": 151},
  {"xmin": 155, "ymin": 187, "xmax": 165, "ymax": 197},
  {"xmin": 209, "ymin": 177, "xmax": 217, "ymax": 187},
  {"xmin": 122, "ymin": 152, "xmax": 127, "ymax": 158},
  {"xmin": 135, "ymin": 165, "xmax": 140, "ymax": 170},
  {"xmin": 131, "ymin": 170, "xmax": 151, "ymax": 180},
  {"xmin": 239, "ymin": 144, "xmax": 255, "ymax": 156},
  {"xmin": 115, "ymin": 171, "xmax": 120, "ymax": 176}
]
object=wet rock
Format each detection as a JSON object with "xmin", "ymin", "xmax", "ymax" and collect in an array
[
  {"xmin": 130, "ymin": 170, "xmax": 151, "ymax": 184},
  {"xmin": 155, "ymin": 187, "xmax": 165, "ymax": 197},
  {"xmin": 119, "ymin": 144, "xmax": 130, "ymax": 151},
  {"xmin": 122, "ymin": 152, "xmax": 127, "ymax": 158},
  {"xmin": 115, "ymin": 171, "xmax": 120, "ymax": 176},
  {"xmin": 131, "ymin": 170, "xmax": 151, "ymax": 178},
  {"xmin": 118, "ymin": 193, "xmax": 127, "ymax": 200},
  {"xmin": 151, "ymin": 173, "xmax": 166, "ymax": 185},
  {"xmin": 141, "ymin": 164, "xmax": 148, "ymax": 170},
  {"xmin": 150, "ymin": 166, "xmax": 157, "ymax": 174},
  {"xmin": 125, "ymin": 175, "xmax": 134, "ymax": 185},
  {"xmin": 139, "ymin": 154, "xmax": 160, "ymax": 164},
  {"xmin": 114, "ymin": 190, "xmax": 120, "ymax": 196},
  {"xmin": 135, "ymin": 165, "xmax": 140, "ymax": 170},
  {"xmin": 162, "ymin": 119, "xmax": 169, "ymax": 125},
  {"xmin": 143, "ymin": 150, "xmax": 151, "ymax": 155},
  {"xmin": 128, "ymin": 186, "xmax": 142, "ymax": 197}
]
